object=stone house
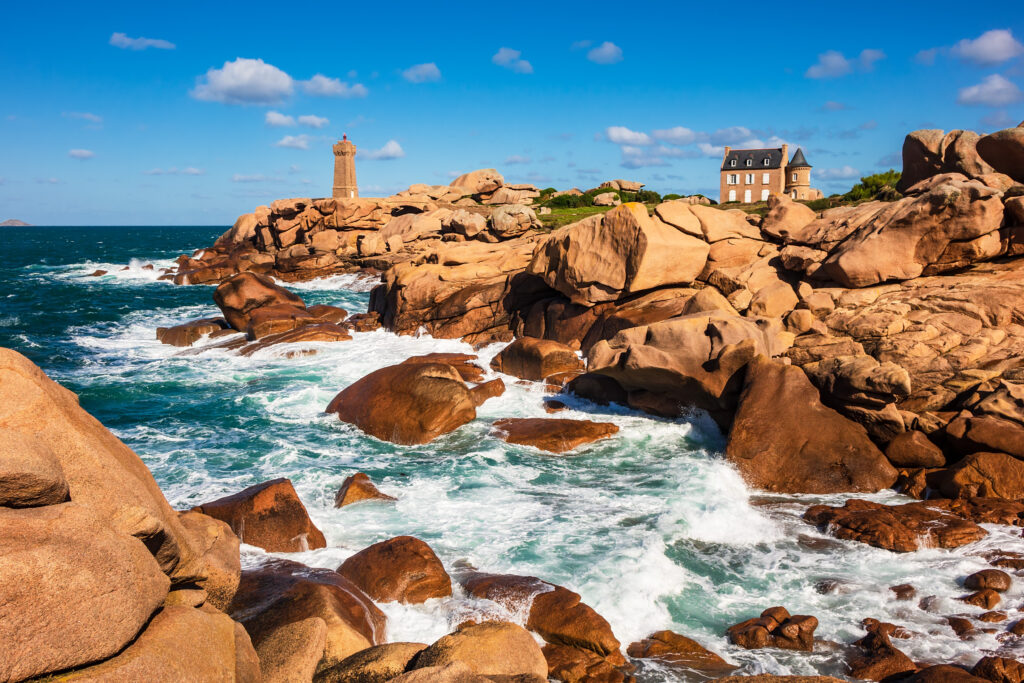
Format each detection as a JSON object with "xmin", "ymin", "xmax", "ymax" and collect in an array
[{"xmin": 719, "ymin": 144, "xmax": 822, "ymax": 203}]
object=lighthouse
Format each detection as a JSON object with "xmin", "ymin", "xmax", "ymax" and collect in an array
[{"xmin": 332, "ymin": 134, "xmax": 358, "ymax": 199}]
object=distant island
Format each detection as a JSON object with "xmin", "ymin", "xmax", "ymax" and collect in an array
[{"xmin": 0, "ymin": 219, "xmax": 31, "ymax": 227}]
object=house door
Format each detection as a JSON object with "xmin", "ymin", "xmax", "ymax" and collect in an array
[
  {"xmin": 728, "ymin": 190, "xmax": 736, "ymax": 202},
  {"xmin": 743, "ymin": 189, "xmax": 751, "ymax": 203},
  {"xmin": 761, "ymin": 189, "xmax": 769, "ymax": 201}
]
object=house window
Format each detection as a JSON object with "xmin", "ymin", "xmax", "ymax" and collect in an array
[
  {"xmin": 763, "ymin": 158, "xmax": 770, "ymax": 166},
  {"xmin": 761, "ymin": 189, "xmax": 770, "ymax": 201},
  {"xmin": 730, "ymin": 159, "xmax": 736, "ymax": 167},
  {"xmin": 762, "ymin": 173, "xmax": 770, "ymax": 184},
  {"xmin": 792, "ymin": 172, "xmax": 798, "ymax": 182},
  {"xmin": 728, "ymin": 189, "xmax": 736, "ymax": 202},
  {"xmin": 745, "ymin": 173, "xmax": 754, "ymax": 184},
  {"xmin": 743, "ymin": 189, "xmax": 752, "ymax": 203},
  {"xmin": 791, "ymin": 190, "xmax": 797, "ymax": 198},
  {"xmin": 745, "ymin": 159, "xmax": 752, "ymax": 167}
]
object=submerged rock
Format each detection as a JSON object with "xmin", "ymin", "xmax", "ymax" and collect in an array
[
  {"xmin": 193, "ymin": 478, "xmax": 326, "ymax": 553},
  {"xmin": 156, "ymin": 317, "xmax": 232, "ymax": 347},
  {"xmin": 338, "ymin": 535, "xmax": 452, "ymax": 604},
  {"xmin": 492, "ymin": 418, "xmax": 619, "ymax": 453}
]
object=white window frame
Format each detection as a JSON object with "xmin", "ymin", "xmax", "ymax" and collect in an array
[
  {"xmin": 762, "ymin": 173, "xmax": 770, "ymax": 184},
  {"xmin": 745, "ymin": 173, "xmax": 754, "ymax": 184},
  {"xmin": 745, "ymin": 159, "xmax": 752, "ymax": 167},
  {"xmin": 727, "ymin": 173, "xmax": 738, "ymax": 185},
  {"xmin": 763, "ymin": 158, "xmax": 771, "ymax": 166},
  {"xmin": 743, "ymin": 189, "xmax": 752, "ymax": 203},
  {"xmin": 730, "ymin": 159, "xmax": 736, "ymax": 167},
  {"xmin": 792, "ymin": 172, "xmax": 798, "ymax": 182},
  {"xmin": 761, "ymin": 189, "xmax": 770, "ymax": 201},
  {"xmin": 728, "ymin": 189, "xmax": 737, "ymax": 202}
]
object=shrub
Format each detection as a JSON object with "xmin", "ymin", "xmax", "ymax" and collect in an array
[
  {"xmin": 842, "ymin": 170, "xmax": 902, "ymax": 202},
  {"xmin": 662, "ymin": 193, "xmax": 682, "ymax": 201},
  {"xmin": 544, "ymin": 193, "xmax": 592, "ymax": 209}
]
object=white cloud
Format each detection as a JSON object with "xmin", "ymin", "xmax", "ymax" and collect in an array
[
  {"xmin": 265, "ymin": 111, "xmax": 295, "ymax": 127},
  {"xmin": 402, "ymin": 63, "xmax": 441, "ymax": 83},
  {"xmin": 952, "ymin": 29, "xmax": 1024, "ymax": 66},
  {"xmin": 606, "ymin": 125, "xmax": 651, "ymax": 145},
  {"xmin": 709, "ymin": 126, "xmax": 755, "ymax": 145},
  {"xmin": 191, "ymin": 58, "xmax": 293, "ymax": 105},
  {"xmin": 298, "ymin": 114, "xmax": 329, "ymax": 128},
  {"xmin": 109, "ymin": 32, "xmax": 175, "ymax": 50},
  {"xmin": 232, "ymin": 174, "xmax": 272, "ymax": 182},
  {"xmin": 363, "ymin": 140, "xmax": 405, "ymax": 160},
  {"xmin": 301, "ymin": 74, "xmax": 368, "ymax": 98},
  {"xmin": 958, "ymin": 74, "xmax": 1023, "ymax": 106},
  {"xmin": 492, "ymin": 48, "xmax": 533, "ymax": 74},
  {"xmin": 504, "ymin": 154, "xmax": 531, "ymax": 164},
  {"xmin": 587, "ymin": 42, "xmax": 623, "ymax": 65},
  {"xmin": 805, "ymin": 49, "xmax": 885, "ymax": 79},
  {"xmin": 63, "ymin": 111, "xmax": 103, "ymax": 123},
  {"xmin": 144, "ymin": 166, "xmax": 204, "ymax": 176},
  {"xmin": 821, "ymin": 101, "xmax": 850, "ymax": 111},
  {"xmin": 651, "ymin": 126, "xmax": 700, "ymax": 145},
  {"xmin": 274, "ymin": 134, "xmax": 311, "ymax": 150},
  {"xmin": 620, "ymin": 146, "xmax": 668, "ymax": 169},
  {"xmin": 68, "ymin": 149, "xmax": 94, "ymax": 160},
  {"xmin": 818, "ymin": 165, "xmax": 861, "ymax": 180}
]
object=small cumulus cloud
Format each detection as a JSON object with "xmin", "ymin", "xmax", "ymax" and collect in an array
[
  {"xmin": 402, "ymin": 63, "xmax": 441, "ymax": 83},
  {"xmin": 952, "ymin": 29, "xmax": 1024, "ymax": 66},
  {"xmin": 587, "ymin": 42, "xmax": 623, "ymax": 65},
  {"xmin": 143, "ymin": 167, "xmax": 204, "ymax": 176},
  {"xmin": 274, "ymin": 134, "xmax": 311, "ymax": 150},
  {"xmin": 363, "ymin": 140, "xmax": 405, "ymax": 160},
  {"xmin": 298, "ymin": 114, "xmax": 329, "ymax": 128},
  {"xmin": 820, "ymin": 101, "xmax": 850, "ymax": 111},
  {"xmin": 492, "ymin": 48, "xmax": 533, "ymax": 74},
  {"xmin": 651, "ymin": 126, "xmax": 700, "ymax": 145},
  {"xmin": 915, "ymin": 48, "xmax": 941, "ymax": 66},
  {"xmin": 63, "ymin": 111, "xmax": 103, "ymax": 124},
  {"xmin": 957, "ymin": 74, "xmax": 1022, "ymax": 106},
  {"xmin": 191, "ymin": 58, "xmax": 293, "ymax": 105},
  {"xmin": 232, "ymin": 174, "xmax": 274, "ymax": 183},
  {"xmin": 301, "ymin": 74, "xmax": 368, "ymax": 98},
  {"xmin": 605, "ymin": 126, "xmax": 651, "ymax": 145},
  {"xmin": 109, "ymin": 32, "xmax": 175, "ymax": 50},
  {"xmin": 265, "ymin": 111, "xmax": 295, "ymax": 127},
  {"xmin": 818, "ymin": 165, "xmax": 861, "ymax": 180},
  {"xmin": 68, "ymin": 149, "xmax": 94, "ymax": 160},
  {"xmin": 504, "ymin": 154, "xmax": 531, "ymax": 164},
  {"xmin": 805, "ymin": 49, "xmax": 885, "ymax": 79}
]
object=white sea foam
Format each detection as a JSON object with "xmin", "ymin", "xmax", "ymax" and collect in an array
[{"xmin": 49, "ymin": 257, "xmax": 180, "ymax": 284}]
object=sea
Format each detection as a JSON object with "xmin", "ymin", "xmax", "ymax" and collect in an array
[{"xmin": 2, "ymin": 225, "xmax": 1022, "ymax": 680}]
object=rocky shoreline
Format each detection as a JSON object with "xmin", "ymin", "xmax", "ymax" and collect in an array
[{"xmin": 5, "ymin": 121, "xmax": 1024, "ymax": 682}]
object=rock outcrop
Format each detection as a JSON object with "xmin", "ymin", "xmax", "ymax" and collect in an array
[
  {"xmin": 338, "ymin": 536, "xmax": 452, "ymax": 604},
  {"xmin": 726, "ymin": 607, "xmax": 818, "ymax": 651}
]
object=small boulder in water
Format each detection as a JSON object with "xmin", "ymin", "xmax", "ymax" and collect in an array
[
  {"xmin": 469, "ymin": 378, "xmax": 505, "ymax": 406},
  {"xmin": 338, "ymin": 535, "xmax": 452, "ymax": 604},
  {"xmin": 156, "ymin": 317, "xmax": 232, "ymax": 347},
  {"xmin": 489, "ymin": 337, "xmax": 583, "ymax": 381},
  {"xmin": 626, "ymin": 630, "xmax": 734, "ymax": 672},
  {"xmin": 965, "ymin": 569, "xmax": 1011, "ymax": 592},
  {"xmin": 245, "ymin": 303, "xmax": 315, "ymax": 340},
  {"xmin": 846, "ymin": 620, "xmax": 917, "ymax": 681},
  {"xmin": 890, "ymin": 584, "xmax": 916, "ymax": 601},
  {"xmin": 491, "ymin": 418, "xmax": 619, "ymax": 453},
  {"xmin": 193, "ymin": 478, "xmax": 326, "ymax": 553},
  {"xmin": 726, "ymin": 606, "xmax": 817, "ymax": 651},
  {"xmin": 959, "ymin": 589, "xmax": 1001, "ymax": 609},
  {"xmin": 333, "ymin": 472, "xmax": 396, "ymax": 508},
  {"xmin": 89, "ymin": 269, "xmax": 107, "ymax": 277},
  {"xmin": 973, "ymin": 656, "xmax": 1024, "ymax": 683}
]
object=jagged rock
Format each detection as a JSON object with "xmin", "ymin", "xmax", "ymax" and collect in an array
[
  {"xmin": 193, "ymin": 478, "xmax": 326, "ymax": 553},
  {"xmin": 338, "ymin": 536, "xmax": 452, "ymax": 604},
  {"xmin": 542, "ymin": 642, "xmax": 633, "ymax": 683},
  {"xmin": 905, "ymin": 665, "xmax": 989, "ymax": 683},
  {"xmin": 213, "ymin": 271, "xmax": 306, "ymax": 331},
  {"xmin": 803, "ymin": 499, "xmax": 987, "ymax": 552},
  {"xmin": 727, "ymin": 356, "xmax": 897, "ymax": 493},
  {"xmin": 960, "ymin": 589, "xmax": 1001, "ymax": 609},
  {"xmin": 626, "ymin": 630, "xmax": 734, "ymax": 672},
  {"xmin": 451, "ymin": 169, "xmax": 504, "ymax": 195},
  {"xmin": 588, "ymin": 313, "xmax": 791, "ymax": 427},
  {"xmin": 409, "ymin": 621, "xmax": 548, "ymax": 680},
  {"xmin": 940, "ymin": 451, "xmax": 1024, "ymax": 499},
  {"xmin": 528, "ymin": 204, "xmax": 710, "ymax": 305},
  {"xmin": 898, "ymin": 129, "xmax": 946, "ymax": 191},
  {"xmin": 944, "ymin": 415, "xmax": 1024, "ymax": 461},
  {"xmin": 492, "ymin": 418, "xmax": 619, "ymax": 453},
  {"xmin": 491, "ymin": 204, "xmax": 540, "ymax": 239},
  {"xmin": 229, "ymin": 558, "xmax": 386, "ymax": 680},
  {"xmin": 0, "ymin": 502, "xmax": 170, "ymax": 682},
  {"xmin": 470, "ymin": 378, "xmax": 505, "ymax": 406},
  {"xmin": 846, "ymin": 622, "xmax": 917, "ymax": 681},
  {"xmin": 319, "ymin": 642, "xmax": 427, "ymax": 683},
  {"xmin": 0, "ymin": 428, "xmax": 69, "ymax": 507},
  {"xmin": 890, "ymin": 584, "xmax": 916, "ymax": 601},
  {"xmin": 490, "ymin": 337, "xmax": 583, "ymax": 380},
  {"xmin": 761, "ymin": 194, "xmax": 817, "ymax": 242},
  {"xmin": 176, "ymin": 511, "xmax": 241, "ymax": 612},
  {"xmin": 325, "ymin": 360, "xmax": 481, "ymax": 445},
  {"xmin": 965, "ymin": 570, "xmax": 1011, "ymax": 592},
  {"xmin": 726, "ymin": 607, "xmax": 817, "ymax": 651},
  {"xmin": 334, "ymin": 472, "xmax": 396, "ymax": 507}
]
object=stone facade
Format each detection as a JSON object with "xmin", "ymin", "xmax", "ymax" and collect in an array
[
  {"xmin": 333, "ymin": 135, "xmax": 358, "ymax": 199},
  {"xmin": 720, "ymin": 144, "xmax": 821, "ymax": 203}
]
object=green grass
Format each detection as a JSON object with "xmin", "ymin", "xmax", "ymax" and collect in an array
[{"xmin": 538, "ymin": 205, "xmax": 614, "ymax": 229}]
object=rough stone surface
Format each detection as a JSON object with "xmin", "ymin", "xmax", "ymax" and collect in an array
[
  {"xmin": 320, "ymin": 642, "xmax": 427, "ymax": 683},
  {"xmin": 176, "ymin": 510, "xmax": 241, "ymax": 611},
  {"xmin": 213, "ymin": 271, "xmax": 306, "ymax": 331},
  {"xmin": 334, "ymin": 472, "xmax": 396, "ymax": 508},
  {"xmin": 726, "ymin": 607, "xmax": 817, "ymax": 651},
  {"xmin": 490, "ymin": 337, "xmax": 583, "ymax": 380},
  {"xmin": 491, "ymin": 418, "xmax": 619, "ymax": 453},
  {"xmin": 0, "ymin": 428, "xmax": 69, "ymax": 507},
  {"xmin": 410, "ymin": 621, "xmax": 549, "ymax": 680},
  {"xmin": 338, "ymin": 535, "xmax": 452, "ymax": 604},
  {"xmin": 626, "ymin": 630, "xmax": 734, "ymax": 672}
]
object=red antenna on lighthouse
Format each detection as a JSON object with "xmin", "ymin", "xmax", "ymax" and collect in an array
[{"xmin": 342, "ymin": 133, "xmax": 347, "ymax": 141}]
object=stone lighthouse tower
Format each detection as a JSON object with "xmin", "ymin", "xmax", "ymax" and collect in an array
[{"xmin": 332, "ymin": 134, "xmax": 358, "ymax": 199}]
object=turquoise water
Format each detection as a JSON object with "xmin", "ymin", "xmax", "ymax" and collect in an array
[{"xmin": 3, "ymin": 226, "xmax": 1023, "ymax": 679}]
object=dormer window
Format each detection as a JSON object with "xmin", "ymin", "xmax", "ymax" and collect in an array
[
  {"xmin": 745, "ymin": 159, "xmax": 752, "ymax": 167},
  {"xmin": 763, "ymin": 158, "xmax": 770, "ymax": 166},
  {"xmin": 730, "ymin": 159, "xmax": 736, "ymax": 167}
]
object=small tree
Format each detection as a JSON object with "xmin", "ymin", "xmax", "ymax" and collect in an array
[{"xmin": 842, "ymin": 170, "xmax": 902, "ymax": 202}]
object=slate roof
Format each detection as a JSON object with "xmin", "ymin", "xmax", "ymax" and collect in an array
[
  {"xmin": 721, "ymin": 148, "xmax": 784, "ymax": 171},
  {"xmin": 788, "ymin": 147, "xmax": 811, "ymax": 168}
]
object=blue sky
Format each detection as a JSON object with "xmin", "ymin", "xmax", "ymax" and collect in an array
[{"xmin": 1, "ymin": 0, "xmax": 1022, "ymax": 225}]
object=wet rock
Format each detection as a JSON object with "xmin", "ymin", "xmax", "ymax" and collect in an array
[
  {"xmin": 727, "ymin": 356, "xmax": 897, "ymax": 493},
  {"xmin": 804, "ymin": 499, "xmax": 987, "ymax": 552},
  {"xmin": 461, "ymin": 572, "xmax": 625, "ymax": 665},
  {"xmin": 965, "ymin": 569, "xmax": 1012, "ymax": 592},
  {"xmin": 228, "ymin": 558, "xmax": 386, "ymax": 680},
  {"xmin": 0, "ymin": 502, "xmax": 171, "ymax": 683},
  {"xmin": 347, "ymin": 312, "xmax": 382, "ymax": 332},
  {"xmin": 947, "ymin": 616, "xmax": 975, "ymax": 638},
  {"xmin": 492, "ymin": 418, "xmax": 619, "ymax": 453},
  {"xmin": 409, "ymin": 621, "xmax": 548, "ymax": 680},
  {"xmin": 193, "ymin": 478, "xmax": 326, "ymax": 553},
  {"xmin": 542, "ymin": 642, "xmax": 634, "ymax": 683},
  {"xmin": 726, "ymin": 606, "xmax": 817, "ymax": 651},
  {"xmin": 543, "ymin": 399, "xmax": 568, "ymax": 413},
  {"xmin": 490, "ymin": 337, "xmax": 583, "ymax": 380},
  {"xmin": 306, "ymin": 304, "xmax": 349, "ymax": 324},
  {"xmin": 176, "ymin": 510, "xmax": 241, "ymax": 611},
  {"xmin": 626, "ymin": 630, "xmax": 734, "ymax": 672},
  {"xmin": 846, "ymin": 622, "xmax": 917, "ymax": 681},
  {"xmin": 319, "ymin": 642, "xmax": 427, "ymax": 683},
  {"xmin": 932, "ymin": 498, "xmax": 1024, "ymax": 527},
  {"xmin": 715, "ymin": 678, "xmax": 843, "ymax": 683},
  {"xmin": 939, "ymin": 451, "xmax": 1024, "ymax": 499},
  {"xmin": 890, "ymin": 584, "xmax": 917, "ymax": 601},
  {"xmin": 972, "ymin": 656, "xmax": 1024, "ymax": 683},
  {"xmin": 89, "ymin": 269, "xmax": 108, "ymax": 276},
  {"xmin": 334, "ymin": 472, "xmax": 396, "ymax": 508},
  {"xmin": 566, "ymin": 373, "xmax": 628, "ymax": 407},
  {"xmin": 245, "ymin": 303, "xmax": 316, "ymax": 340},
  {"xmin": 960, "ymin": 589, "xmax": 1001, "ymax": 609},
  {"xmin": 980, "ymin": 611, "xmax": 1008, "ymax": 623},
  {"xmin": 905, "ymin": 665, "xmax": 990, "ymax": 683},
  {"xmin": 0, "ymin": 428, "xmax": 69, "ymax": 507},
  {"xmin": 1010, "ymin": 620, "xmax": 1024, "ymax": 636},
  {"xmin": 213, "ymin": 271, "xmax": 306, "ymax": 331},
  {"xmin": 325, "ymin": 360, "xmax": 481, "ymax": 445},
  {"xmin": 156, "ymin": 317, "xmax": 232, "ymax": 347},
  {"xmin": 56, "ymin": 605, "xmax": 260, "ymax": 682},
  {"xmin": 403, "ymin": 353, "xmax": 486, "ymax": 383},
  {"xmin": 237, "ymin": 321, "xmax": 352, "ymax": 357},
  {"xmin": 338, "ymin": 535, "xmax": 452, "ymax": 604},
  {"xmin": 470, "ymin": 378, "xmax": 506, "ymax": 406},
  {"xmin": 885, "ymin": 431, "xmax": 946, "ymax": 469}
]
